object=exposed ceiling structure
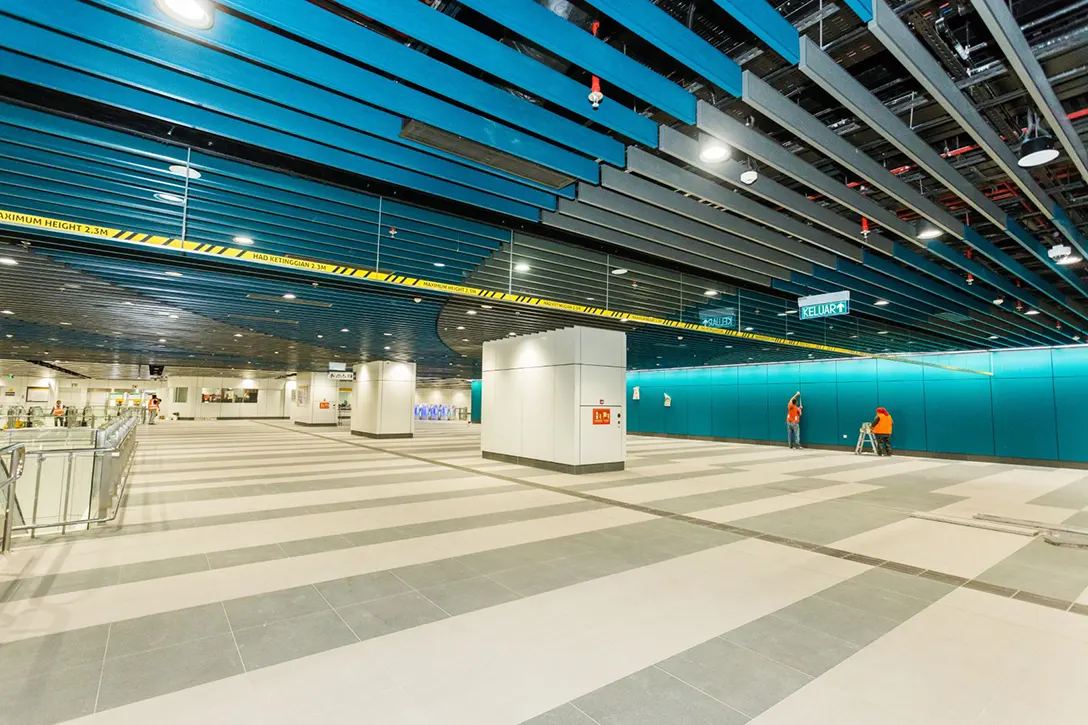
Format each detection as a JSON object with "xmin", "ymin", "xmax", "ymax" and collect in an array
[{"xmin": 0, "ymin": 0, "xmax": 1085, "ymax": 380}]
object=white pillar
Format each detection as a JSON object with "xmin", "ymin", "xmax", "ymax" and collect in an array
[
  {"xmin": 481, "ymin": 326, "xmax": 626, "ymax": 474},
  {"xmin": 290, "ymin": 372, "xmax": 339, "ymax": 426},
  {"xmin": 350, "ymin": 361, "xmax": 416, "ymax": 438}
]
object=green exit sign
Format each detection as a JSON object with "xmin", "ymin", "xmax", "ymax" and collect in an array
[{"xmin": 798, "ymin": 291, "xmax": 850, "ymax": 321}]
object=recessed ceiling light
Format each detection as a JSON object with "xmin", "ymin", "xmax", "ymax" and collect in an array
[
  {"xmin": 282, "ymin": 293, "xmax": 296, "ymax": 299},
  {"xmin": 456, "ymin": 325, "xmax": 465, "ymax": 330},
  {"xmin": 508, "ymin": 332, "xmax": 516, "ymax": 336},
  {"xmin": 703, "ymin": 289, "xmax": 719, "ymax": 297},
  {"xmin": 154, "ymin": 192, "xmax": 186, "ymax": 204},
  {"xmin": 154, "ymin": 0, "xmax": 215, "ymax": 28},
  {"xmin": 677, "ymin": 336, "xmax": 684, "ymax": 340},
  {"xmin": 877, "ymin": 330, "xmax": 889, "ymax": 335},
  {"xmin": 158, "ymin": 338, "xmax": 166, "ymax": 343},
  {"xmin": 383, "ymin": 332, "xmax": 392, "ymax": 336},
  {"xmin": 317, "ymin": 334, "xmax": 323, "ymax": 339},
  {"xmin": 234, "ymin": 333, "xmax": 242, "ymax": 338},
  {"xmin": 989, "ymin": 335, "xmax": 999, "ymax": 340},
  {"xmin": 993, "ymin": 298, "xmax": 1005, "ymax": 305},
  {"xmin": 384, "ymin": 346, "xmax": 391, "ymax": 350},
  {"xmin": 59, "ymin": 322, "xmax": 71, "ymax": 326},
  {"xmin": 611, "ymin": 268, "xmax": 628, "ymax": 275},
  {"xmin": 1025, "ymin": 310, "xmax": 1041, "ymax": 316},
  {"xmin": 168, "ymin": 314, "xmax": 179, "ymax": 319},
  {"xmin": 413, "ymin": 297, "xmax": 422, "ymax": 303},
  {"xmin": 480, "ymin": 305, "xmax": 493, "ymax": 310},
  {"xmin": 874, "ymin": 299, "xmax": 890, "ymax": 306},
  {"xmin": 157, "ymin": 311, "xmax": 171, "ymax": 316},
  {"xmin": 167, "ymin": 164, "xmax": 201, "ymax": 179},
  {"xmin": 466, "ymin": 310, "xmax": 477, "ymax": 315},
  {"xmin": 586, "ymin": 297, "xmax": 595, "ymax": 301},
  {"xmin": 433, "ymin": 262, "xmax": 446, "ymax": 268},
  {"xmin": 164, "ymin": 271, "xmax": 183, "ymax": 277},
  {"xmin": 340, "ymin": 328, "xmax": 349, "ymax": 332},
  {"xmin": 515, "ymin": 262, "xmax": 530, "ymax": 272},
  {"xmin": 233, "ymin": 236, "xmax": 254, "ymax": 245},
  {"xmin": 744, "ymin": 326, "xmax": 754, "ymax": 331},
  {"xmin": 0, "ymin": 257, "xmax": 18, "ymax": 266}
]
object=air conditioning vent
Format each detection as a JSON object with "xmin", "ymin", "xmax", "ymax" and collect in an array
[
  {"xmin": 933, "ymin": 311, "xmax": 971, "ymax": 322},
  {"xmin": 400, "ymin": 119, "xmax": 576, "ymax": 190}
]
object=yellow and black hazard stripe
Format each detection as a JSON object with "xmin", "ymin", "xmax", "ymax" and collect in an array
[{"xmin": 0, "ymin": 207, "xmax": 992, "ymax": 375}]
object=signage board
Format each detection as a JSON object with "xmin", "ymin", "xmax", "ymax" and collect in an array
[
  {"xmin": 319, "ymin": 401, "xmax": 331, "ymax": 410},
  {"xmin": 798, "ymin": 290, "xmax": 850, "ymax": 320},
  {"xmin": 328, "ymin": 362, "xmax": 347, "ymax": 372},
  {"xmin": 592, "ymin": 408, "xmax": 611, "ymax": 425},
  {"xmin": 700, "ymin": 306, "xmax": 737, "ymax": 329},
  {"xmin": 328, "ymin": 371, "xmax": 355, "ymax": 381}
]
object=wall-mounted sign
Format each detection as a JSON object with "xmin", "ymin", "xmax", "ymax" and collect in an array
[
  {"xmin": 319, "ymin": 401, "xmax": 331, "ymax": 409},
  {"xmin": 700, "ymin": 307, "xmax": 737, "ymax": 330},
  {"xmin": 592, "ymin": 408, "xmax": 611, "ymax": 425},
  {"xmin": 798, "ymin": 290, "xmax": 850, "ymax": 320},
  {"xmin": 328, "ymin": 371, "xmax": 355, "ymax": 381},
  {"xmin": 632, "ymin": 386, "xmax": 640, "ymax": 401},
  {"xmin": 664, "ymin": 393, "xmax": 672, "ymax": 408},
  {"xmin": 3, "ymin": 388, "xmax": 14, "ymax": 397},
  {"xmin": 328, "ymin": 362, "xmax": 347, "ymax": 372}
]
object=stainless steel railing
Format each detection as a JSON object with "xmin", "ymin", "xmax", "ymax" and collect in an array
[
  {"xmin": 1, "ymin": 442, "xmax": 27, "ymax": 553},
  {"xmin": 4, "ymin": 409, "xmax": 139, "ymax": 548}
]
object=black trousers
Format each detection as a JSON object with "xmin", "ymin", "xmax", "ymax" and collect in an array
[{"xmin": 875, "ymin": 434, "xmax": 891, "ymax": 456}]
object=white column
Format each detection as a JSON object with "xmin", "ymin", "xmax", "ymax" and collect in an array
[
  {"xmin": 350, "ymin": 361, "xmax": 416, "ymax": 438},
  {"xmin": 481, "ymin": 326, "xmax": 626, "ymax": 474},
  {"xmin": 291, "ymin": 372, "xmax": 339, "ymax": 426}
]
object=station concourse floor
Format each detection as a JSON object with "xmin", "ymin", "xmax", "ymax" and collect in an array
[{"xmin": 5, "ymin": 422, "xmax": 1088, "ymax": 724}]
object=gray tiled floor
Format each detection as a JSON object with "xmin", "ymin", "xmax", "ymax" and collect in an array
[
  {"xmin": 573, "ymin": 666, "xmax": 749, "ymax": 725},
  {"xmin": 722, "ymin": 614, "xmax": 860, "ymax": 678},
  {"xmin": 418, "ymin": 575, "xmax": 521, "ymax": 616},
  {"xmin": 233, "ymin": 610, "xmax": 358, "ymax": 670},
  {"xmin": 336, "ymin": 591, "xmax": 450, "ymax": 640},
  {"xmin": 106, "ymin": 603, "xmax": 231, "ymax": 659}
]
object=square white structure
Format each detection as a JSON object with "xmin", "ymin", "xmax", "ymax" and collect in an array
[
  {"xmin": 351, "ymin": 361, "xmax": 416, "ymax": 439},
  {"xmin": 481, "ymin": 326, "xmax": 625, "ymax": 473},
  {"xmin": 290, "ymin": 372, "xmax": 339, "ymax": 426}
]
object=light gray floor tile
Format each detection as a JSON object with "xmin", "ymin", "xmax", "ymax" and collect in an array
[
  {"xmin": 815, "ymin": 580, "xmax": 932, "ymax": 621},
  {"xmin": 234, "ymin": 610, "xmax": 357, "ymax": 670},
  {"xmin": 774, "ymin": 595, "xmax": 900, "ymax": 647},
  {"xmin": 486, "ymin": 560, "xmax": 591, "ymax": 597},
  {"xmin": 658, "ymin": 637, "xmax": 811, "ymax": 717},
  {"xmin": 1027, "ymin": 476, "xmax": 1088, "ymax": 508},
  {"xmin": 2, "ymin": 566, "xmax": 122, "ymax": 601},
  {"xmin": 97, "ymin": 634, "xmax": 243, "ymax": 711},
  {"xmin": 336, "ymin": 592, "xmax": 448, "ymax": 641},
  {"xmin": 392, "ymin": 558, "xmax": 478, "ymax": 589},
  {"xmin": 118, "ymin": 554, "xmax": 209, "ymax": 584},
  {"xmin": 418, "ymin": 576, "xmax": 521, "ymax": 616},
  {"xmin": 223, "ymin": 585, "xmax": 330, "ymax": 630},
  {"xmin": 839, "ymin": 487, "xmax": 962, "ymax": 513},
  {"xmin": 851, "ymin": 567, "xmax": 955, "ymax": 603},
  {"xmin": 278, "ymin": 535, "xmax": 354, "ymax": 557},
  {"xmin": 574, "ymin": 666, "xmax": 748, "ymax": 725},
  {"xmin": 0, "ymin": 625, "xmax": 109, "ymax": 682},
  {"xmin": 206, "ymin": 543, "xmax": 287, "ymax": 569},
  {"xmin": 314, "ymin": 571, "xmax": 412, "ymax": 608},
  {"xmin": 0, "ymin": 661, "xmax": 101, "ymax": 725},
  {"xmin": 520, "ymin": 703, "xmax": 599, "ymax": 724},
  {"xmin": 722, "ymin": 614, "xmax": 859, "ymax": 677},
  {"xmin": 732, "ymin": 499, "xmax": 907, "ymax": 545},
  {"xmin": 106, "ymin": 603, "xmax": 231, "ymax": 659}
]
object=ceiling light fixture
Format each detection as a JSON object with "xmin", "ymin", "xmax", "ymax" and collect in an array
[
  {"xmin": 698, "ymin": 134, "xmax": 730, "ymax": 164},
  {"xmin": 154, "ymin": 192, "xmax": 186, "ymax": 204},
  {"xmin": 456, "ymin": 326, "xmax": 465, "ymax": 330},
  {"xmin": 168, "ymin": 314, "xmax": 179, "ymax": 319},
  {"xmin": 514, "ymin": 262, "xmax": 531, "ymax": 272},
  {"xmin": 233, "ymin": 236, "xmax": 254, "ymax": 246},
  {"xmin": 744, "ymin": 326, "xmax": 754, "ymax": 331},
  {"xmin": 59, "ymin": 322, "xmax": 71, "ymax": 326},
  {"xmin": 1018, "ymin": 135, "xmax": 1059, "ymax": 168},
  {"xmin": 466, "ymin": 310, "xmax": 477, "ymax": 315},
  {"xmin": 0, "ymin": 257, "xmax": 18, "ymax": 266},
  {"xmin": 158, "ymin": 338, "xmax": 166, "ymax": 343},
  {"xmin": 383, "ymin": 332, "xmax": 392, "ymax": 336},
  {"xmin": 874, "ymin": 299, "xmax": 890, "ymax": 306},
  {"xmin": 914, "ymin": 219, "xmax": 944, "ymax": 240},
  {"xmin": 384, "ymin": 346, "xmax": 391, "ymax": 350},
  {"xmin": 989, "ymin": 335, "xmax": 999, "ymax": 340},
  {"xmin": 480, "ymin": 304, "xmax": 493, "ymax": 310},
  {"xmin": 611, "ymin": 268, "xmax": 628, "ymax": 275},
  {"xmin": 703, "ymin": 289, "xmax": 719, "ymax": 297},
  {"xmin": 340, "ymin": 328, "xmax": 349, "ymax": 332},
  {"xmin": 433, "ymin": 262, "xmax": 446, "ymax": 268},
  {"xmin": 877, "ymin": 330, "xmax": 889, "ymax": 335},
  {"xmin": 1025, "ymin": 309, "xmax": 1040, "ymax": 316},
  {"xmin": 164, "ymin": 271, "xmax": 183, "ymax": 277},
  {"xmin": 154, "ymin": 0, "xmax": 215, "ymax": 28},
  {"xmin": 167, "ymin": 164, "xmax": 201, "ymax": 179},
  {"xmin": 282, "ymin": 293, "xmax": 296, "ymax": 299},
  {"xmin": 1058, "ymin": 254, "xmax": 1083, "ymax": 266},
  {"xmin": 993, "ymin": 297, "xmax": 1005, "ymax": 305}
]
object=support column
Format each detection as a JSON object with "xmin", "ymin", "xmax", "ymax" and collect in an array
[
  {"xmin": 290, "ymin": 372, "xmax": 338, "ymax": 426},
  {"xmin": 481, "ymin": 326, "xmax": 626, "ymax": 474},
  {"xmin": 350, "ymin": 361, "xmax": 416, "ymax": 439}
]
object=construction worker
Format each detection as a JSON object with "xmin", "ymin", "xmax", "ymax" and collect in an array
[
  {"xmin": 52, "ymin": 400, "xmax": 66, "ymax": 427},
  {"xmin": 147, "ymin": 395, "xmax": 160, "ymax": 425},
  {"xmin": 786, "ymin": 391, "xmax": 803, "ymax": 449},
  {"xmin": 871, "ymin": 407, "xmax": 893, "ymax": 456}
]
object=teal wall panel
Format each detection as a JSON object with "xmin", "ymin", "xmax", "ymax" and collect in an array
[
  {"xmin": 923, "ymin": 379, "xmax": 994, "ymax": 456},
  {"xmin": 470, "ymin": 379, "xmax": 482, "ymax": 424},
  {"xmin": 799, "ymin": 382, "xmax": 840, "ymax": 446},
  {"xmin": 874, "ymin": 380, "xmax": 926, "ymax": 452},
  {"xmin": 991, "ymin": 377, "xmax": 1058, "ymax": 460},
  {"xmin": 628, "ymin": 347, "xmax": 1086, "ymax": 463},
  {"xmin": 1055, "ymin": 377, "xmax": 1088, "ymax": 462},
  {"xmin": 711, "ymin": 384, "xmax": 739, "ymax": 439}
]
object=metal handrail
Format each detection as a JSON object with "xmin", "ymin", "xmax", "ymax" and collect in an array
[{"xmin": 1, "ymin": 442, "xmax": 27, "ymax": 553}]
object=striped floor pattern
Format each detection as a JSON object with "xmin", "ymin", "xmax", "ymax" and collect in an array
[{"xmin": 3, "ymin": 420, "xmax": 1088, "ymax": 724}]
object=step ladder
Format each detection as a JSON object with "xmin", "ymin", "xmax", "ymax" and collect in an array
[{"xmin": 855, "ymin": 422, "xmax": 878, "ymax": 455}]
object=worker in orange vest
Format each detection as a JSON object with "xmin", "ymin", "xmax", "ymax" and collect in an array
[
  {"xmin": 786, "ymin": 391, "xmax": 803, "ymax": 449},
  {"xmin": 871, "ymin": 407, "xmax": 893, "ymax": 456}
]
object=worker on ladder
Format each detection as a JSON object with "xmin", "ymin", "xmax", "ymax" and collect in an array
[{"xmin": 871, "ymin": 407, "xmax": 893, "ymax": 456}]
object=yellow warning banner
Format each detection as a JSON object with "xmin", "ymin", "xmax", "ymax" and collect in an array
[{"xmin": 0, "ymin": 207, "xmax": 991, "ymax": 375}]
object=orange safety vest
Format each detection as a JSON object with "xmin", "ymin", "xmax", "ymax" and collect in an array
[
  {"xmin": 786, "ymin": 403, "xmax": 801, "ymax": 423},
  {"xmin": 873, "ymin": 413, "xmax": 893, "ymax": 435},
  {"xmin": 148, "ymin": 400, "xmax": 159, "ymax": 412}
]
